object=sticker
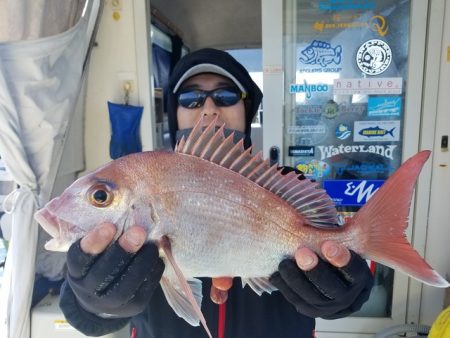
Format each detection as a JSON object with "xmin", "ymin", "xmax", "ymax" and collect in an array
[
  {"xmin": 335, "ymin": 123, "xmax": 352, "ymax": 140},
  {"xmin": 296, "ymin": 160, "xmax": 331, "ymax": 180},
  {"xmin": 294, "ymin": 105, "xmax": 323, "ymax": 115},
  {"xmin": 368, "ymin": 15, "xmax": 389, "ymax": 37},
  {"xmin": 289, "ymin": 81, "xmax": 330, "ymax": 99},
  {"xmin": 54, "ymin": 319, "xmax": 74, "ymax": 330},
  {"xmin": 333, "ymin": 161, "xmax": 395, "ymax": 176},
  {"xmin": 323, "ymin": 100, "xmax": 339, "ymax": 119},
  {"xmin": 288, "ymin": 146, "xmax": 315, "ymax": 157},
  {"xmin": 318, "ymin": 0, "xmax": 376, "ymax": 11},
  {"xmin": 299, "ymin": 40, "xmax": 342, "ymax": 68},
  {"xmin": 356, "ymin": 39, "xmax": 392, "ymax": 75},
  {"xmin": 288, "ymin": 125, "xmax": 326, "ymax": 135},
  {"xmin": 313, "ymin": 15, "xmax": 388, "ymax": 38},
  {"xmin": 317, "ymin": 144, "xmax": 397, "ymax": 160},
  {"xmin": 354, "ymin": 120, "xmax": 400, "ymax": 142},
  {"xmin": 264, "ymin": 65, "xmax": 283, "ymax": 74},
  {"xmin": 368, "ymin": 96, "xmax": 402, "ymax": 116},
  {"xmin": 313, "ymin": 20, "xmax": 366, "ymax": 32},
  {"xmin": 323, "ymin": 179, "xmax": 385, "ymax": 206},
  {"xmin": 333, "ymin": 78, "xmax": 402, "ymax": 95},
  {"xmin": 338, "ymin": 103, "xmax": 367, "ymax": 115},
  {"xmin": 290, "ymin": 117, "xmax": 328, "ymax": 145}
]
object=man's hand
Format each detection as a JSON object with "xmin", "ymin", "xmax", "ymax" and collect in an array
[
  {"xmin": 63, "ymin": 223, "xmax": 165, "ymax": 318},
  {"xmin": 269, "ymin": 240, "xmax": 374, "ymax": 319}
]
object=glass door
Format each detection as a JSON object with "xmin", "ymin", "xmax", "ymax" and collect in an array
[{"xmin": 262, "ymin": 0, "xmax": 430, "ymax": 335}]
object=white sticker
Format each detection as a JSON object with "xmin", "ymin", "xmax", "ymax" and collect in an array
[
  {"xmin": 356, "ymin": 39, "xmax": 392, "ymax": 75},
  {"xmin": 353, "ymin": 120, "xmax": 400, "ymax": 142},
  {"xmin": 333, "ymin": 77, "xmax": 402, "ymax": 95}
]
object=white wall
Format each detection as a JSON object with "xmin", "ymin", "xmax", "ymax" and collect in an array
[
  {"xmin": 82, "ymin": 0, "xmax": 142, "ymax": 174},
  {"xmin": 420, "ymin": 0, "xmax": 450, "ymax": 325}
]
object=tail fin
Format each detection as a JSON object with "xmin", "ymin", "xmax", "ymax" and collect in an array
[{"xmin": 351, "ymin": 151, "xmax": 449, "ymax": 288}]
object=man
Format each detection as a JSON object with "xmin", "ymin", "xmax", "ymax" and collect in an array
[{"xmin": 60, "ymin": 48, "xmax": 374, "ymax": 337}]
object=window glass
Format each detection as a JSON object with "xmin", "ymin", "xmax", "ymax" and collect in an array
[{"xmin": 283, "ymin": 0, "xmax": 411, "ymax": 317}]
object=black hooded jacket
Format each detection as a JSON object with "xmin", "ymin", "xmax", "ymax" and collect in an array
[
  {"xmin": 128, "ymin": 48, "xmax": 316, "ymax": 338},
  {"xmin": 59, "ymin": 49, "xmax": 316, "ymax": 338},
  {"xmin": 167, "ymin": 48, "xmax": 263, "ymax": 149}
]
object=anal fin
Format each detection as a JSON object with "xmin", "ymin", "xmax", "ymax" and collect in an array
[{"xmin": 241, "ymin": 277, "xmax": 278, "ymax": 296}]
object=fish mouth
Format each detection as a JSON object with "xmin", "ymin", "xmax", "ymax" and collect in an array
[
  {"xmin": 299, "ymin": 55, "xmax": 310, "ymax": 63},
  {"xmin": 34, "ymin": 208, "xmax": 82, "ymax": 244}
]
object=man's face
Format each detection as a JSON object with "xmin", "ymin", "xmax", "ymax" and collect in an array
[{"xmin": 176, "ymin": 73, "xmax": 246, "ymax": 132}]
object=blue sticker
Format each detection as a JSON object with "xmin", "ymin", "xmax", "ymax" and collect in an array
[
  {"xmin": 333, "ymin": 162, "xmax": 395, "ymax": 176},
  {"xmin": 335, "ymin": 123, "xmax": 351, "ymax": 140},
  {"xmin": 299, "ymin": 40, "xmax": 342, "ymax": 67},
  {"xmin": 323, "ymin": 180, "xmax": 385, "ymax": 206},
  {"xmin": 368, "ymin": 96, "xmax": 402, "ymax": 116},
  {"xmin": 319, "ymin": 0, "xmax": 376, "ymax": 11},
  {"xmin": 289, "ymin": 80, "xmax": 329, "ymax": 99}
]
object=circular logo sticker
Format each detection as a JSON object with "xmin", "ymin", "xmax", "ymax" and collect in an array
[
  {"xmin": 323, "ymin": 100, "xmax": 339, "ymax": 119},
  {"xmin": 335, "ymin": 123, "xmax": 351, "ymax": 140},
  {"xmin": 356, "ymin": 39, "xmax": 392, "ymax": 75}
]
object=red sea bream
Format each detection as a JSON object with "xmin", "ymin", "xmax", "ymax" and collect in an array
[{"xmin": 34, "ymin": 119, "xmax": 450, "ymax": 337}]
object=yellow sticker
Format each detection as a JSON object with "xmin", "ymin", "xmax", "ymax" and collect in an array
[
  {"xmin": 447, "ymin": 46, "xmax": 450, "ymax": 62},
  {"xmin": 113, "ymin": 11, "xmax": 121, "ymax": 21},
  {"xmin": 54, "ymin": 319, "xmax": 73, "ymax": 330}
]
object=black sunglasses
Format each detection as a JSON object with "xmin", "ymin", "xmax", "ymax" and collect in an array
[{"xmin": 177, "ymin": 87, "xmax": 247, "ymax": 109}]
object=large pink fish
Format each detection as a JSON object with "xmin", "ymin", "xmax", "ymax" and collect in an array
[{"xmin": 35, "ymin": 119, "xmax": 449, "ymax": 337}]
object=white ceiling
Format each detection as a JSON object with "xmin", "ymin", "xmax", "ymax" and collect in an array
[{"xmin": 150, "ymin": 0, "xmax": 262, "ymax": 51}]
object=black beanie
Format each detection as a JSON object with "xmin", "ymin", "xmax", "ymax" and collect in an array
[{"xmin": 167, "ymin": 48, "xmax": 263, "ymax": 149}]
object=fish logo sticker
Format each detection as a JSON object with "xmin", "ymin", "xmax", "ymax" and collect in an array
[
  {"xmin": 368, "ymin": 96, "xmax": 402, "ymax": 117},
  {"xmin": 356, "ymin": 39, "xmax": 392, "ymax": 75},
  {"xmin": 299, "ymin": 40, "xmax": 342, "ymax": 67},
  {"xmin": 354, "ymin": 120, "xmax": 400, "ymax": 142}
]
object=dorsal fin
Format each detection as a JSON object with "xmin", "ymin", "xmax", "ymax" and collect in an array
[{"xmin": 175, "ymin": 118, "xmax": 338, "ymax": 227}]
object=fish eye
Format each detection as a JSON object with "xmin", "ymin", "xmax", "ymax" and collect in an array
[{"xmin": 87, "ymin": 183, "xmax": 114, "ymax": 208}]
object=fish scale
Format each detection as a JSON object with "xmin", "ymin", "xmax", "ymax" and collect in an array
[{"xmin": 149, "ymin": 157, "xmax": 304, "ymax": 277}]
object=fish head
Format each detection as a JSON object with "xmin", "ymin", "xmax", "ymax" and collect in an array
[
  {"xmin": 300, "ymin": 46, "xmax": 316, "ymax": 63},
  {"xmin": 35, "ymin": 158, "xmax": 148, "ymax": 251}
]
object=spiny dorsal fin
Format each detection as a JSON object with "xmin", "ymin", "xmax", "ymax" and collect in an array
[{"xmin": 175, "ymin": 118, "xmax": 338, "ymax": 227}]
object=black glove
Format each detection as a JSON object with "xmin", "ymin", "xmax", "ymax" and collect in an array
[
  {"xmin": 64, "ymin": 239, "xmax": 165, "ymax": 318},
  {"xmin": 269, "ymin": 251, "xmax": 374, "ymax": 319}
]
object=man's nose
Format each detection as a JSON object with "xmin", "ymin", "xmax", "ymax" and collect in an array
[{"xmin": 201, "ymin": 96, "xmax": 218, "ymax": 116}]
